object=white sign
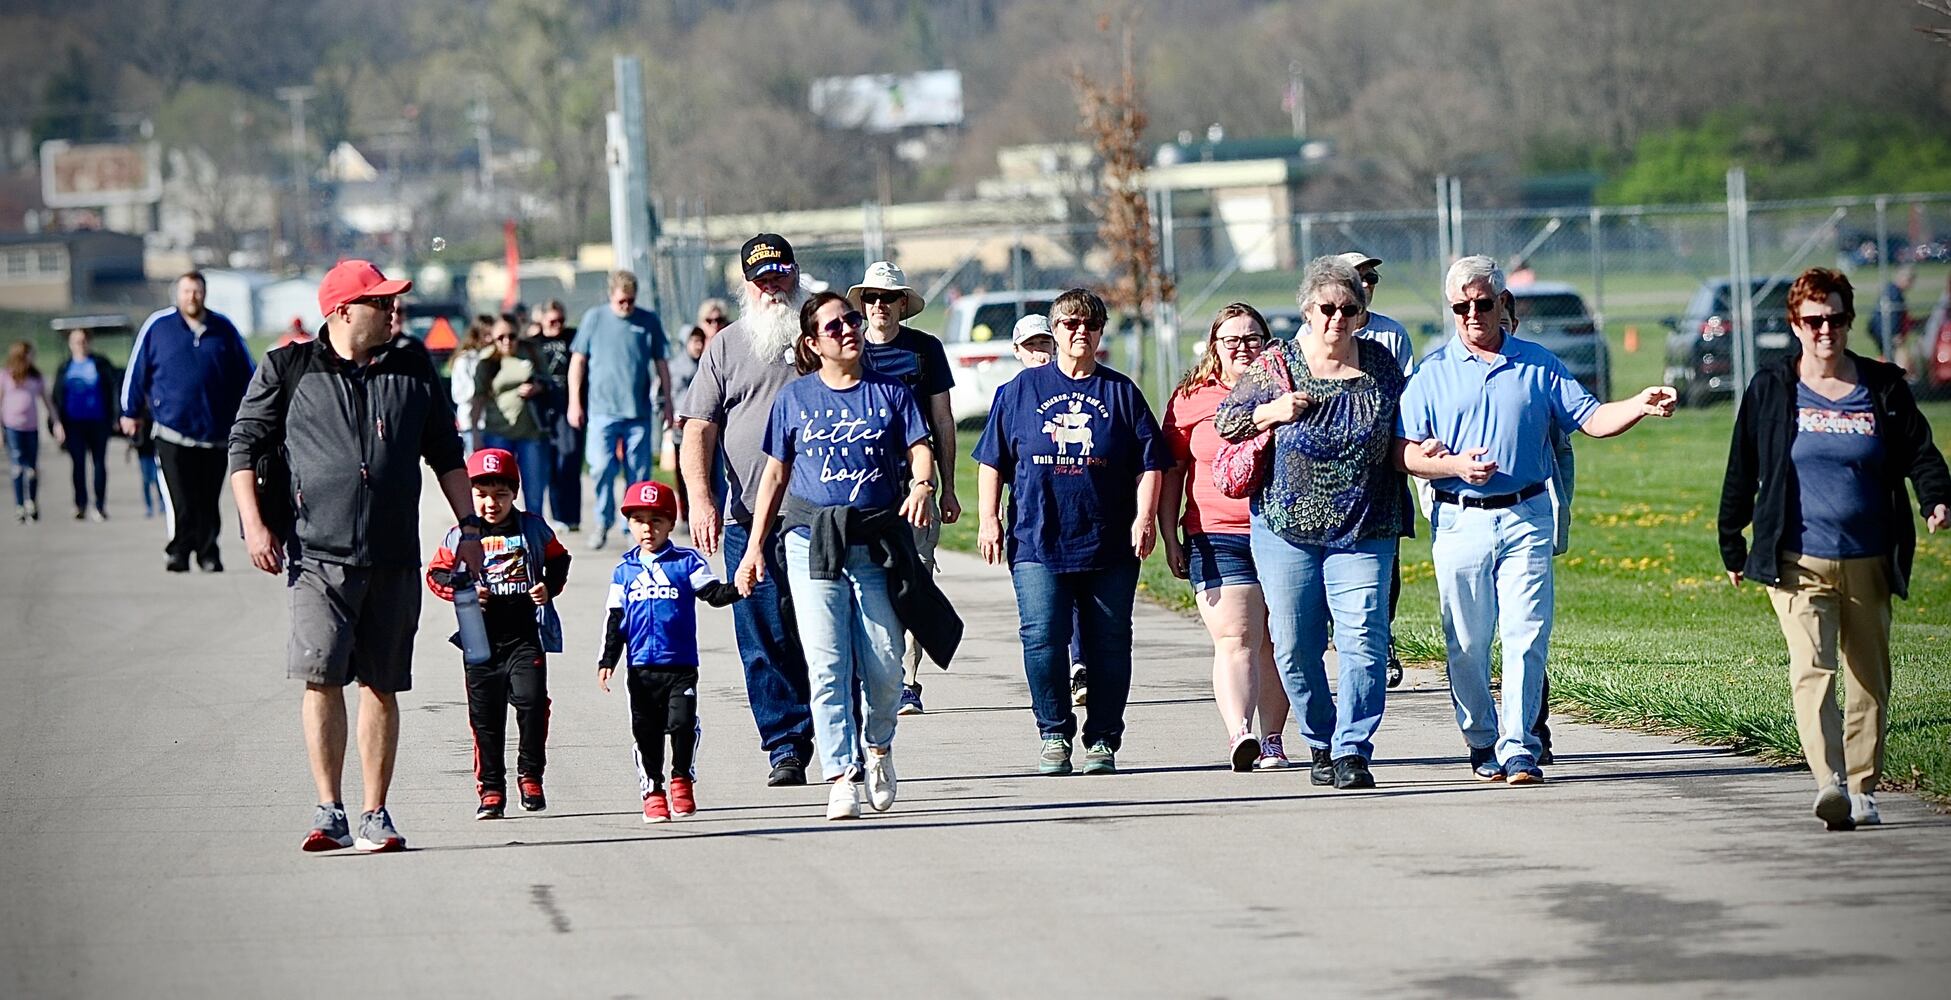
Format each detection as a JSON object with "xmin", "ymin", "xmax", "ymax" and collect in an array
[
  {"xmin": 40, "ymin": 141, "xmax": 163, "ymax": 208},
  {"xmin": 809, "ymin": 71, "xmax": 963, "ymax": 133}
]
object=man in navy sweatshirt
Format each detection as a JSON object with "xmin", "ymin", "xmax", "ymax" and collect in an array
[{"xmin": 121, "ymin": 272, "xmax": 255, "ymax": 572}]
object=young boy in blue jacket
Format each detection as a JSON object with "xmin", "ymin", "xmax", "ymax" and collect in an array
[
  {"xmin": 598, "ymin": 480, "xmax": 740, "ymax": 823},
  {"xmin": 428, "ymin": 448, "xmax": 571, "ymax": 819}
]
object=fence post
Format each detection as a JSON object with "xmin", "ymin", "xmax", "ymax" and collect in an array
[
  {"xmin": 1725, "ymin": 167, "xmax": 1756, "ymax": 394},
  {"xmin": 1436, "ymin": 176, "xmax": 1452, "ymax": 266},
  {"xmin": 1589, "ymin": 205, "xmax": 1605, "ymax": 334},
  {"xmin": 1875, "ymin": 195, "xmax": 1891, "ymax": 351}
]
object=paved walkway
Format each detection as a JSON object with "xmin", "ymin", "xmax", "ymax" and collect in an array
[{"xmin": 3, "ymin": 471, "xmax": 1949, "ymax": 998}]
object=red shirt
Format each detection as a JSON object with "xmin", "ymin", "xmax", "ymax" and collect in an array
[{"xmin": 1163, "ymin": 380, "xmax": 1252, "ymax": 536}]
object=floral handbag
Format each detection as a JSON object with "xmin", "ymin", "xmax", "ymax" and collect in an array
[{"xmin": 1212, "ymin": 349, "xmax": 1295, "ymax": 500}]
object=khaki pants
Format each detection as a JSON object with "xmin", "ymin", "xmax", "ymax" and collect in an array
[
  {"xmin": 1765, "ymin": 552, "xmax": 1893, "ymax": 794},
  {"xmin": 901, "ymin": 493, "xmax": 942, "ymax": 688}
]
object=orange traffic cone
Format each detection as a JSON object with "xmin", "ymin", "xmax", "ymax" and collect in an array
[{"xmin": 1623, "ymin": 326, "xmax": 1639, "ymax": 353}]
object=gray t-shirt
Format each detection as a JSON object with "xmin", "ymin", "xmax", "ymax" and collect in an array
[
  {"xmin": 679, "ymin": 318, "xmax": 799, "ymax": 523},
  {"xmin": 571, "ymin": 305, "xmax": 667, "ymax": 421}
]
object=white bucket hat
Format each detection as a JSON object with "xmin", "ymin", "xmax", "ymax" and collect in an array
[{"xmin": 847, "ymin": 261, "xmax": 926, "ymax": 318}]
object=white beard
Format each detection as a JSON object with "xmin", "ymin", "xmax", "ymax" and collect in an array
[{"xmin": 740, "ymin": 283, "xmax": 804, "ymax": 364}]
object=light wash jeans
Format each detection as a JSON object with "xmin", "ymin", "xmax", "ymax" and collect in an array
[
  {"xmin": 785, "ymin": 532, "xmax": 906, "ymax": 781},
  {"xmin": 585, "ymin": 414, "xmax": 655, "ymax": 532},
  {"xmin": 1251, "ymin": 522, "xmax": 1395, "ymax": 761},
  {"xmin": 481, "ymin": 433, "xmax": 552, "ymax": 515},
  {"xmin": 1430, "ymin": 492, "xmax": 1555, "ymax": 765}
]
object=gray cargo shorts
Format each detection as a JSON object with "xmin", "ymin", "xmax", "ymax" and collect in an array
[{"xmin": 286, "ymin": 556, "xmax": 422, "ymax": 693}]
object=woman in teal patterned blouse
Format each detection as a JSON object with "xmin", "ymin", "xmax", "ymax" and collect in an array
[{"xmin": 1213, "ymin": 256, "xmax": 1413, "ymax": 790}]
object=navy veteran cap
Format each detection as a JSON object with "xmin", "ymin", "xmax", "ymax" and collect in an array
[{"xmin": 741, "ymin": 233, "xmax": 796, "ymax": 281}]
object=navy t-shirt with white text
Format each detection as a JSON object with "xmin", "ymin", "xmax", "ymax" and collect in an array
[
  {"xmin": 763, "ymin": 370, "xmax": 929, "ymax": 514},
  {"xmin": 973, "ymin": 363, "xmax": 1172, "ymax": 572},
  {"xmin": 1785, "ymin": 382, "xmax": 1886, "ymax": 560}
]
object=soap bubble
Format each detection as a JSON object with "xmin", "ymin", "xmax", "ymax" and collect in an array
[{"xmin": 430, "ymin": 236, "xmax": 447, "ymax": 253}]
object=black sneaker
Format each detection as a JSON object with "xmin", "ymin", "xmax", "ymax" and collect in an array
[
  {"xmin": 1333, "ymin": 755, "xmax": 1376, "ymax": 789},
  {"xmin": 1386, "ymin": 657, "xmax": 1404, "ymax": 689},
  {"xmin": 476, "ymin": 792, "xmax": 505, "ymax": 821},
  {"xmin": 198, "ymin": 553, "xmax": 224, "ymax": 573},
  {"xmin": 1309, "ymin": 747, "xmax": 1335, "ymax": 786},
  {"xmin": 1070, "ymin": 667, "xmax": 1088, "ymax": 707},
  {"xmin": 518, "ymin": 775, "xmax": 546, "ymax": 812},
  {"xmin": 166, "ymin": 554, "xmax": 191, "ymax": 573},
  {"xmin": 766, "ymin": 757, "xmax": 807, "ymax": 787}
]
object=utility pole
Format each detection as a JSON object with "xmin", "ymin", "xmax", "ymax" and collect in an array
[
  {"xmin": 606, "ymin": 56, "xmax": 653, "ymax": 302},
  {"xmin": 1286, "ymin": 60, "xmax": 1306, "ymax": 138},
  {"xmin": 468, "ymin": 96, "xmax": 495, "ymax": 202},
  {"xmin": 274, "ymin": 85, "xmax": 315, "ymax": 267}
]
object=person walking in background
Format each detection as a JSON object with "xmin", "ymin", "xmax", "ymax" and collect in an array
[
  {"xmin": 530, "ymin": 299, "xmax": 583, "ymax": 534},
  {"xmin": 570, "ymin": 270, "xmax": 673, "ymax": 550},
  {"xmin": 1216, "ymin": 262, "xmax": 1412, "ymax": 790},
  {"xmin": 680, "ymin": 234, "xmax": 818, "ymax": 786},
  {"xmin": 2, "ymin": 341, "xmax": 44, "ymax": 522},
  {"xmin": 476, "ymin": 313, "xmax": 555, "ymax": 515},
  {"xmin": 848, "ymin": 260, "xmax": 960, "ymax": 715},
  {"xmin": 975, "ymin": 288, "xmax": 1172, "ymax": 777},
  {"xmin": 53, "ymin": 327, "xmax": 120, "ymax": 524},
  {"xmin": 1161, "ymin": 304, "xmax": 1293, "ymax": 772},
  {"xmin": 735, "ymin": 291, "xmax": 949, "ymax": 820},
  {"xmin": 128, "ymin": 410, "xmax": 161, "ymax": 519},
  {"xmin": 1720, "ymin": 267, "xmax": 1950, "ymax": 831},
  {"xmin": 1397, "ymin": 255, "xmax": 1677, "ymax": 786},
  {"xmin": 228, "ymin": 260, "xmax": 483, "ymax": 854},
  {"xmin": 451, "ymin": 315, "xmax": 494, "ymax": 455},
  {"xmin": 121, "ymin": 272, "xmax": 254, "ymax": 571},
  {"xmin": 664, "ymin": 301, "xmax": 722, "ymax": 523}
]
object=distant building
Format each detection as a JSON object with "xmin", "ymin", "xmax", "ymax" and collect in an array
[{"xmin": 0, "ymin": 230, "xmax": 146, "ymax": 311}]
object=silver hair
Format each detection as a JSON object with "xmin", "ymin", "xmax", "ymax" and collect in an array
[
  {"xmin": 1296, "ymin": 256, "xmax": 1369, "ymax": 312},
  {"xmin": 1444, "ymin": 255, "xmax": 1506, "ymax": 301}
]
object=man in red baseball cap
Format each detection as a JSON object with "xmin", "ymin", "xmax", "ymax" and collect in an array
[{"xmin": 229, "ymin": 256, "xmax": 485, "ymax": 854}]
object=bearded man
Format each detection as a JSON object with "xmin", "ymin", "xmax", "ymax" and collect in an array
[{"xmin": 679, "ymin": 233, "xmax": 816, "ymax": 785}]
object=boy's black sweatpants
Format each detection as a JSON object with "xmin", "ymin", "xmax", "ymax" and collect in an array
[
  {"xmin": 628, "ymin": 667, "xmax": 699, "ymax": 796},
  {"xmin": 467, "ymin": 642, "xmax": 550, "ymax": 797}
]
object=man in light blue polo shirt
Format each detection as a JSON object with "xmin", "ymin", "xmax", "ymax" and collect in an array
[
  {"xmin": 569, "ymin": 269, "xmax": 672, "ymax": 549},
  {"xmin": 1395, "ymin": 255, "xmax": 1676, "ymax": 784}
]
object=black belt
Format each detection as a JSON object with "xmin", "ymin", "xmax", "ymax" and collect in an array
[{"xmin": 1433, "ymin": 481, "xmax": 1546, "ymax": 510}]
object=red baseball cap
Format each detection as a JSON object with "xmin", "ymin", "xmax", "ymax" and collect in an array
[
  {"xmin": 619, "ymin": 480, "xmax": 677, "ymax": 520},
  {"xmin": 466, "ymin": 447, "xmax": 519, "ymax": 485},
  {"xmin": 318, "ymin": 259, "xmax": 413, "ymax": 319}
]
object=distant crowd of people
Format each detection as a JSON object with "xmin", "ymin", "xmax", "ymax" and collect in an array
[{"xmin": 8, "ymin": 235, "xmax": 1943, "ymax": 852}]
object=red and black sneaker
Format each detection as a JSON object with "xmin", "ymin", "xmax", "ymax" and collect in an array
[
  {"xmin": 476, "ymin": 791, "xmax": 505, "ymax": 821},
  {"xmin": 518, "ymin": 776, "xmax": 546, "ymax": 813},
  {"xmin": 642, "ymin": 790, "xmax": 671, "ymax": 824},
  {"xmin": 668, "ymin": 776, "xmax": 697, "ymax": 818}
]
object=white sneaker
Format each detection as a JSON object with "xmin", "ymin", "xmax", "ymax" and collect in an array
[
  {"xmin": 865, "ymin": 747, "xmax": 897, "ymax": 812},
  {"xmin": 1851, "ymin": 791, "xmax": 1881, "ymax": 826},
  {"xmin": 826, "ymin": 767, "xmax": 862, "ymax": 820},
  {"xmin": 1814, "ymin": 777, "xmax": 1855, "ymax": 831},
  {"xmin": 1255, "ymin": 733, "xmax": 1293, "ymax": 770},
  {"xmin": 1228, "ymin": 725, "xmax": 1260, "ymax": 773}
]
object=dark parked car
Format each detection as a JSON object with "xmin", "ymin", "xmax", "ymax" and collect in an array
[
  {"xmin": 1507, "ymin": 283, "xmax": 1610, "ymax": 400},
  {"xmin": 1663, "ymin": 278, "xmax": 1796, "ymax": 407}
]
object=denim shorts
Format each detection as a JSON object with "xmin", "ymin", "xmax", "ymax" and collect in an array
[{"xmin": 1186, "ymin": 531, "xmax": 1258, "ymax": 593}]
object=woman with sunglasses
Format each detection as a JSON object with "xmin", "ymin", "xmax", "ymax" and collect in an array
[
  {"xmin": 475, "ymin": 312, "xmax": 556, "ymax": 512},
  {"xmin": 1720, "ymin": 266, "xmax": 1949, "ymax": 831},
  {"xmin": 735, "ymin": 291, "xmax": 941, "ymax": 820},
  {"xmin": 1214, "ymin": 257, "xmax": 1413, "ymax": 790},
  {"xmin": 1160, "ymin": 303, "xmax": 1293, "ymax": 771}
]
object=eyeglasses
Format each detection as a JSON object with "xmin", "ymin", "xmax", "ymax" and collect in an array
[
  {"xmin": 819, "ymin": 312, "xmax": 865, "ymax": 338},
  {"xmin": 1216, "ymin": 335, "xmax": 1265, "ymax": 351},
  {"xmin": 1450, "ymin": 298, "xmax": 1498, "ymax": 317},
  {"xmin": 701, "ymin": 315, "xmax": 726, "ymax": 326},
  {"xmin": 1315, "ymin": 302, "xmax": 1365, "ymax": 319},
  {"xmin": 1796, "ymin": 313, "xmax": 1851, "ymax": 331},
  {"xmin": 859, "ymin": 291, "xmax": 903, "ymax": 305}
]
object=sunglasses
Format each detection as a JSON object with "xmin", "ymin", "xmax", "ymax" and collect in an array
[
  {"xmin": 859, "ymin": 291, "xmax": 904, "ymax": 305},
  {"xmin": 351, "ymin": 296, "xmax": 395, "ymax": 310},
  {"xmin": 1315, "ymin": 302, "xmax": 1365, "ymax": 319},
  {"xmin": 819, "ymin": 312, "xmax": 865, "ymax": 338},
  {"xmin": 1450, "ymin": 298, "xmax": 1499, "ymax": 317},
  {"xmin": 1216, "ymin": 334, "xmax": 1265, "ymax": 351},
  {"xmin": 1360, "ymin": 271, "xmax": 1380, "ymax": 287},
  {"xmin": 1055, "ymin": 317, "xmax": 1103, "ymax": 332},
  {"xmin": 701, "ymin": 315, "xmax": 726, "ymax": 325},
  {"xmin": 1796, "ymin": 313, "xmax": 1851, "ymax": 331}
]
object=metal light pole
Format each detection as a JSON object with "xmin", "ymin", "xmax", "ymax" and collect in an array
[
  {"xmin": 274, "ymin": 86, "xmax": 315, "ymax": 267},
  {"xmin": 606, "ymin": 56, "xmax": 654, "ymax": 301}
]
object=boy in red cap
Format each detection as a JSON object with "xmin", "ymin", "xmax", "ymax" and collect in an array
[
  {"xmin": 427, "ymin": 447, "xmax": 572, "ymax": 819},
  {"xmin": 598, "ymin": 479, "xmax": 741, "ymax": 822}
]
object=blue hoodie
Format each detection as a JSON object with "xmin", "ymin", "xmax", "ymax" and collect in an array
[{"xmin": 121, "ymin": 307, "xmax": 255, "ymax": 445}]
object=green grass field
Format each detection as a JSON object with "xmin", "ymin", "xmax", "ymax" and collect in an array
[{"xmin": 940, "ymin": 321, "xmax": 1951, "ymax": 800}]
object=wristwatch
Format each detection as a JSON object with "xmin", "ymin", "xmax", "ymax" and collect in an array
[{"xmin": 458, "ymin": 514, "xmax": 487, "ymax": 536}]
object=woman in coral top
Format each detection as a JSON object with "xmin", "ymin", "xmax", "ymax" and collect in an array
[{"xmin": 1159, "ymin": 303, "xmax": 1292, "ymax": 772}]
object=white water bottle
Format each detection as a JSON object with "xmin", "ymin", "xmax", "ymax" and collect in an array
[{"xmin": 451, "ymin": 571, "xmax": 492, "ymax": 665}]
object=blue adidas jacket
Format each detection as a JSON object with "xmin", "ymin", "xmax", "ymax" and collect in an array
[
  {"xmin": 120, "ymin": 307, "xmax": 255, "ymax": 444},
  {"xmin": 598, "ymin": 543, "xmax": 740, "ymax": 669}
]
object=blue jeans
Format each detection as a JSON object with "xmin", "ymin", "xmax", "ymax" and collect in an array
[
  {"xmin": 5, "ymin": 428, "xmax": 37, "ymax": 508},
  {"xmin": 1252, "ymin": 523, "xmax": 1395, "ymax": 761},
  {"xmin": 1430, "ymin": 493, "xmax": 1554, "ymax": 765},
  {"xmin": 585, "ymin": 415, "xmax": 655, "ymax": 532},
  {"xmin": 723, "ymin": 519, "xmax": 815, "ymax": 766},
  {"xmin": 482, "ymin": 433, "xmax": 552, "ymax": 515},
  {"xmin": 785, "ymin": 533, "xmax": 906, "ymax": 780},
  {"xmin": 1011, "ymin": 559, "xmax": 1139, "ymax": 750}
]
